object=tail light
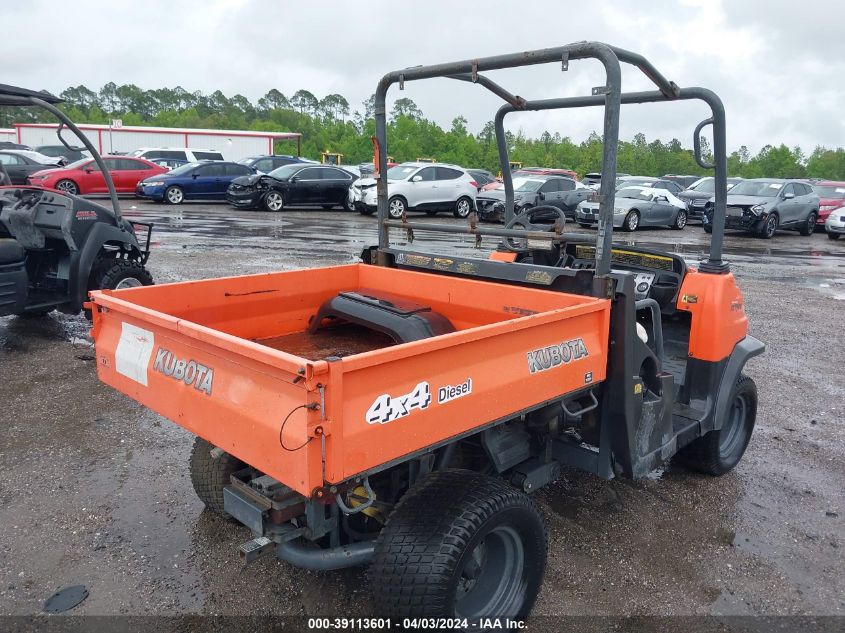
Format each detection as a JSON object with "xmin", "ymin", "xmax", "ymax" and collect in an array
[{"xmin": 469, "ymin": 181, "xmax": 478, "ymax": 188}]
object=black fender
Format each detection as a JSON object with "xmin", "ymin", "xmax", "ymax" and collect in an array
[
  {"xmin": 68, "ymin": 222, "xmax": 143, "ymax": 311},
  {"xmin": 712, "ymin": 335, "xmax": 765, "ymax": 431}
]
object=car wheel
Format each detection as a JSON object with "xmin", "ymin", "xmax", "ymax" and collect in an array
[
  {"xmin": 578, "ymin": 223, "xmax": 591, "ymax": 229},
  {"xmin": 189, "ymin": 437, "xmax": 245, "ymax": 518},
  {"xmin": 623, "ymin": 210, "xmax": 640, "ymax": 232},
  {"xmin": 263, "ymin": 191, "xmax": 284, "ymax": 212},
  {"xmin": 358, "ymin": 207, "xmax": 374, "ymax": 216},
  {"xmin": 703, "ymin": 224, "xmax": 713, "ymax": 234},
  {"xmin": 371, "ymin": 469, "xmax": 546, "ymax": 621},
  {"xmin": 760, "ymin": 213, "xmax": 778, "ymax": 239},
  {"xmin": 799, "ymin": 211, "xmax": 817, "ymax": 236},
  {"xmin": 55, "ymin": 179, "xmax": 79, "ymax": 195},
  {"xmin": 165, "ymin": 186, "xmax": 184, "ymax": 205},
  {"xmin": 672, "ymin": 209, "xmax": 687, "ymax": 230},
  {"xmin": 454, "ymin": 196, "xmax": 473, "ymax": 218},
  {"xmin": 387, "ymin": 196, "xmax": 407, "ymax": 219},
  {"xmin": 342, "ymin": 197, "xmax": 352, "ymax": 212},
  {"xmin": 828, "ymin": 232, "xmax": 840, "ymax": 240}
]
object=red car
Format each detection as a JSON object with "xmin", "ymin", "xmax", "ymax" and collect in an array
[
  {"xmin": 812, "ymin": 181, "xmax": 845, "ymax": 226},
  {"xmin": 27, "ymin": 155, "xmax": 167, "ymax": 196}
]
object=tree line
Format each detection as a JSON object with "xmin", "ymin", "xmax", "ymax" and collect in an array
[{"xmin": 4, "ymin": 83, "xmax": 845, "ymax": 180}]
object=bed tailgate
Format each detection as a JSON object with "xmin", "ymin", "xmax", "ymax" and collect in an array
[{"xmin": 89, "ymin": 293, "xmax": 326, "ymax": 497}]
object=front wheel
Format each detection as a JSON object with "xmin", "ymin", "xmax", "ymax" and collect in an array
[
  {"xmin": 454, "ymin": 196, "xmax": 473, "ymax": 218},
  {"xmin": 622, "ymin": 210, "xmax": 640, "ymax": 232},
  {"xmin": 799, "ymin": 212, "xmax": 817, "ymax": 236},
  {"xmin": 371, "ymin": 469, "xmax": 546, "ymax": 624},
  {"xmin": 679, "ymin": 374, "xmax": 757, "ymax": 476},
  {"xmin": 672, "ymin": 209, "xmax": 687, "ymax": 230},
  {"xmin": 55, "ymin": 179, "xmax": 79, "ymax": 196},
  {"xmin": 387, "ymin": 196, "xmax": 407, "ymax": 219},
  {"xmin": 165, "ymin": 186, "xmax": 184, "ymax": 205},
  {"xmin": 92, "ymin": 259, "xmax": 153, "ymax": 291},
  {"xmin": 760, "ymin": 213, "xmax": 778, "ymax": 239},
  {"xmin": 263, "ymin": 190, "xmax": 284, "ymax": 212}
]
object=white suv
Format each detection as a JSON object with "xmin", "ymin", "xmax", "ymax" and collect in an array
[
  {"xmin": 129, "ymin": 147, "xmax": 224, "ymax": 162},
  {"xmin": 351, "ymin": 162, "xmax": 478, "ymax": 218}
]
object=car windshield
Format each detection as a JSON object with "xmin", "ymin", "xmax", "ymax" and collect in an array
[
  {"xmin": 129, "ymin": 149, "xmax": 144, "ymax": 157},
  {"xmin": 16, "ymin": 150, "xmax": 59, "ymax": 164},
  {"xmin": 729, "ymin": 180, "xmax": 782, "ymax": 197},
  {"xmin": 813, "ymin": 185, "xmax": 845, "ymax": 199},
  {"xmin": 618, "ymin": 179, "xmax": 654, "ymax": 187},
  {"xmin": 386, "ymin": 165, "xmax": 419, "ymax": 180},
  {"xmin": 65, "ymin": 158, "xmax": 91, "ymax": 170},
  {"xmin": 617, "ymin": 187, "xmax": 651, "ymax": 200},
  {"xmin": 166, "ymin": 162, "xmax": 202, "ymax": 176},
  {"xmin": 514, "ymin": 178, "xmax": 544, "ymax": 193},
  {"xmin": 268, "ymin": 164, "xmax": 302, "ymax": 179},
  {"xmin": 689, "ymin": 178, "xmax": 716, "ymax": 193},
  {"xmin": 237, "ymin": 157, "xmax": 257, "ymax": 165}
]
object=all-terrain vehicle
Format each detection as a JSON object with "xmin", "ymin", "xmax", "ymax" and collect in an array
[
  {"xmin": 89, "ymin": 43, "xmax": 764, "ymax": 627},
  {"xmin": 0, "ymin": 85, "xmax": 153, "ymax": 317}
]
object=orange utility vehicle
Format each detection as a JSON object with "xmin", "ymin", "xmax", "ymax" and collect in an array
[{"xmin": 90, "ymin": 42, "xmax": 764, "ymax": 626}]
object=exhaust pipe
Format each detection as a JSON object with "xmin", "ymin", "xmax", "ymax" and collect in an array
[{"xmin": 276, "ymin": 539, "xmax": 375, "ymax": 571}]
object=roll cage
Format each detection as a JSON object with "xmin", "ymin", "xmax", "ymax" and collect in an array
[{"xmin": 372, "ymin": 41, "xmax": 731, "ymax": 298}]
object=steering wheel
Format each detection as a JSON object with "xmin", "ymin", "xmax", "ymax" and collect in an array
[{"xmin": 502, "ymin": 205, "xmax": 567, "ymax": 252}]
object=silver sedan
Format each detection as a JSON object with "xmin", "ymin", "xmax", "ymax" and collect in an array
[{"xmin": 576, "ymin": 186, "xmax": 688, "ymax": 231}]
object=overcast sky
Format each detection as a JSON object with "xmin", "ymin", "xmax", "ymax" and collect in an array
[{"xmin": 3, "ymin": 0, "xmax": 842, "ymax": 154}]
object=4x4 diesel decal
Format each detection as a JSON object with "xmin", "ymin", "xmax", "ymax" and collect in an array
[
  {"xmin": 527, "ymin": 338, "xmax": 589, "ymax": 374},
  {"xmin": 365, "ymin": 378, "xmax": 473, "ymax": 425}
]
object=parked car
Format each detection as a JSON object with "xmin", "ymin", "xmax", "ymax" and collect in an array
[
  {"xmin": 576, "ymin": 186, "xmax": 688, "ymax": 231},
  {"xmin": 617, "ymin": 176, "xmax": 684, "ymax": 194},
  {"xmin": 150, "ymin": 157, "xmax": 190, "ymax": 170},
  {"xmin": 0, "ymin": 141, "xmax": 31, "ymax": 150},
  {"xmin": 27, "ymin": 156, "xmax": 167, "ymax": 195},
  {"xmin": 237, "ymin": 155, "xmax": 306, "ymax": 174},
  {"xmin": 811, "ymin": 181, "xmax": 845, "ymax": 228},
  {"xmin": 702, "ymin": 179, "xmax": 819, "ymax": 239},
  {"xmin": 476, "ymin": 175, "xmax": 591, "ymax": 222},
  {"xmin": 129, "ymin": 147, "xmax": 224, "ymax": 162},
  {"xmin": 583, "ymin": 171, "xmax": 630, "ymax": 190},
  {"xmin": 0, "ymin": 150, "xmax": 63, "ymax": 184},
  {"xmin": 136, "ymin": 161, "xmax": 256, "ymax": 204},
  {"xmin": 661, "ymin": 174, "xmax": 701, "ymax": 189},
  {"xmin": 351, "ymin": 162, "xmax": 478, "ymax": 218},
  {"xmin": 677, "ymin": 176, "xmax": 743, "ymax": 219},
  {"xmin": 34, "ymin": 144, "xmax": 88, "ymax": 163},
  {"xmin": 227, "ymin": 163, "xmax": 354, "ymax": 211},
  {"xmin": 825, "ymin": 206, "xmax": 845, "ymax": 240},
  {"xmin": 467, "ymin": 169, "xmax": 497, "ymax": 191}
]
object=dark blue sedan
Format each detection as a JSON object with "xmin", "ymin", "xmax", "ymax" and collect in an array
[{"xmin": 135, "ymin": 161, "xmax": 255, "ymax": 204}]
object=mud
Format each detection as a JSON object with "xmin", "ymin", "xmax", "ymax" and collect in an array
[{"xmin": 1, "ymin": 202, "xmax": 843, "ymax": 620}]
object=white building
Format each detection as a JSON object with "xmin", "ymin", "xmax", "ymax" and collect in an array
[
  {"xmin": 0, "ymin": 128, "xmax": 17, "ymax": 144},
  {"xmin": 13, "ymin": 123, "xmax": 301, "ymax": 161}
]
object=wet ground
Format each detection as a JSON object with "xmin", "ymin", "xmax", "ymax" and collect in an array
[{"xmin": 1, "ymin": 201, "xmax": 843, "ymax": 623}]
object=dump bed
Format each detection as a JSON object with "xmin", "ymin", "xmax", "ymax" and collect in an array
[{"xmin": 90, "ymin": 264, "xmax": 610, "ymax": 496}]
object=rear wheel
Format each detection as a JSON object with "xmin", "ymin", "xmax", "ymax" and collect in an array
[
  {"xmin": 829, "ymin": 232, "xmax": 841, "ymax": 240},
  {"xmin": 55, "ymin": 179, "xmax": 79, "ymax": 196},
  {"xmin": 358, "ymin": 207, "xmax": 374, "ymax": 216},
  {"xmin": 679, "ymin": 374, "xmax": 757, "ymax": 476},
  {"xmin": 454, "ymin": 196, "xmax": 473, "ymax": 218},
  {"xmin": 371, "ymin": 469, "xmax": 546, "ymax": 624},
  {"xmin": 165, "ymin": 186, "xmax": 184, "ymax": 205},
  {"xmin": 189, "ymin": 437, "xmax": 245, "ymax": 517},
  {"xmin": 672, "ymin": 209, "xmax": 687, "ymax": 230},
  {"xmin": 263, "ymin": 191, "xmax": 284, "ymax": 212},
  {"xmin": 760, "ymin": 213, "xmax": 778, "ymax": 239},
  {"xmin": 704, "ymin": 224, "xmax": 713, "ymax": 234},
  {"xmin": 623, "ymin": 210, "xmax": 640, "ymax": 232},
  {"xmin": 799, "ymin": 211, "xmax": 817, "ymax": 236}
]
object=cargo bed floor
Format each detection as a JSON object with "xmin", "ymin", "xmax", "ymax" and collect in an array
[{"xmin": 256, "ymin": 323, "xmax": 395, "ymax": 360}]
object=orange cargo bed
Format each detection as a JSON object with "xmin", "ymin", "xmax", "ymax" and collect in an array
[{"xmin": 90, "ymin": 264, "xmax": 610, "ymax": 496}]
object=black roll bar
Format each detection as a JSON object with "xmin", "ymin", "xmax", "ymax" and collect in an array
[
  {"xmin": 373, "ymin": 42, "xmax": 730, "ymax": 296},
  {"xmin": 1, "ymin": 95, "xmax": 124, "ymax": 227}
]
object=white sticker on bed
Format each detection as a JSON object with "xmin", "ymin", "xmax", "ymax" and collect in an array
[{"xmin": 115, "ymin": 322, "xmax": 155, "ymax": 386}]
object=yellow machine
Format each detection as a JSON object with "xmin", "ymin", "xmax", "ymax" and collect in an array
[
  {"xmin": 321, "ymin": 152, "xmax": 344, "ymax": 165},
  {"xmin": 416, "ymin": 157, "xmax": 436, "ymax": 163}
]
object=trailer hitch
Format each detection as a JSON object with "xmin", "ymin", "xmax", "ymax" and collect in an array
[{"xmin": 335, "ymin": 477, "xmax": 375, "ymax": 515}]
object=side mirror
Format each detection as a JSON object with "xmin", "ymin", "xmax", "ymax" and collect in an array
[
  {"xmin": 655, "ymin": 195, "xmax": 668, "ymax": 202},
  {"xmin": 411, "ymin": 175, "xmax": 422, "ymax": 182},
  {"xmin": 192, "ymin": 173, "xmax": 199, "ymax": 179},
  {"xmin": 783, "ymin": 191, "xmax": 795, "ymax": 200},
  {"xmin": 290, "ymin": 176, "xmax": 298, "ymax": 182},
  {"xmin": 84, "ymin": 168, "xmax": 93, "ymax": 174},
  {"xmin": 538, "ymin": 192, "xmax": 546, "ymax": 200}
]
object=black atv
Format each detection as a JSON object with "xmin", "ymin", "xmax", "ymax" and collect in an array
[{"xmin": 0, "ymin": 84, "xmax": 153, "ymax": 317}]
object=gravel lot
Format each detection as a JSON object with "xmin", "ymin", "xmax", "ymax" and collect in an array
[{"xmin": 1, "ymin": 201, "xmax": 843, "ymax": 626}]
